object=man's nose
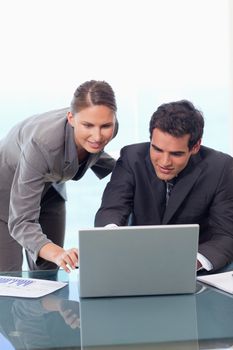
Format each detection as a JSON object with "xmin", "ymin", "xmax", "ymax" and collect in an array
[{"xmin": 161, "ymin": 153, "xmax": 172, "ymax": 166}]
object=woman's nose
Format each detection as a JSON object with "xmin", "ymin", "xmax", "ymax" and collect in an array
[{"xmin": 92, "ymin": 128, "xmax": 101, "ymax": 141}]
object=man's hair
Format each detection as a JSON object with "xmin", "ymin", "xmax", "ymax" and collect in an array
[
  {"xmin": 71, "ymin": 80, "xmax": 117, "ymax": 114},
  {"xmin": 149, "ymin": 100, "xmax": 204, "ymax": 149}
]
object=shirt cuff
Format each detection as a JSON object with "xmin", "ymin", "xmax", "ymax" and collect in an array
[
  {"xmin": 197, "ymin": 252, "xmax": 213, "ymax": 271},
  {"xmin": 105, "ymin": 224, "xmax": 118, "ymax": 228}
]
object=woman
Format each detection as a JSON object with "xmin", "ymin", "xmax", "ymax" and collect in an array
[{"xmin": 0, "ymin": 80, "xmax": 118, "ymax": 272}]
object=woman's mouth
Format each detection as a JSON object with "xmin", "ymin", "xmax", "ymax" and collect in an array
[{"xmin": 87, "ymin": 141, "xmax": 103, "ymax": 150}]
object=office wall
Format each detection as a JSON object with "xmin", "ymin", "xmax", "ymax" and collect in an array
[
  {"xmin": 0, "ymin": 0, "xmax": 231, "ymax": 253},
  {"xmin": 229, "ymin": 0, "xmax": 233, "ymax": 153}
]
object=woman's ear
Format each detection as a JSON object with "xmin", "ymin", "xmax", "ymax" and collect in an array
[{"xmin": 67, "ymin": 112, "xmax": 75, "ymax": 127}]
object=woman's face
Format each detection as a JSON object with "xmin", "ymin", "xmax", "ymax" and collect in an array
[{"xmin": 67, "ymin": 105, "xmax": 116, "ymax": 154}]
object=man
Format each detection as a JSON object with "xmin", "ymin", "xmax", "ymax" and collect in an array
[{"xmin": 95, "ymin": 100, "xmax": 233, "ymax": 273}]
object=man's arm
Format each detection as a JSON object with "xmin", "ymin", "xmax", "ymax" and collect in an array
[
  {"xmin": 95, "ymin": 148, "xmax": 134, "ymax": 226},
  {"xmin": 198, "ymin": 157, "xmax": 233, "ymax": 271}
]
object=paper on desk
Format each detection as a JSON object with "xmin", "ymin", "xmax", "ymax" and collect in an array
[
  {"xmin": 0, "ymin": 275, "xmax": 67, "ymax": 298},
  {"xmin": 197, "ymin": 271, "xmax": 233, "ymax": 295}
]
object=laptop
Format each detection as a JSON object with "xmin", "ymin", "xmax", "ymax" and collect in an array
[{"xmin": 78, "ymin": 224, "xmax": 199, "ymax": 298}]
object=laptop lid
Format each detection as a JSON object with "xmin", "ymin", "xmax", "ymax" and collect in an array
[{"xmin": 78, "ymin": 224, "xmax": 199, "ymax": 298}]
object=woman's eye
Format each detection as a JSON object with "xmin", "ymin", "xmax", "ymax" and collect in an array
[{"xmin": 102, "ymin": 124, "xmax": 112, "ymax": 129}]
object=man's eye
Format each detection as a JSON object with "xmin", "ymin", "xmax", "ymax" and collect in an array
[
  {"xmin": 153, "ymin": 147, "xmax": 162, "ymax": 153},
  {"xmin": 171, "ymin": 153, "xmax": 184, "ymax": 157}
]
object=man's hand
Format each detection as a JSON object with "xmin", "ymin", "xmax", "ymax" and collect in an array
[{"xmin": 196, "ymin": 259, "xmax": 202, "ymax": 271}]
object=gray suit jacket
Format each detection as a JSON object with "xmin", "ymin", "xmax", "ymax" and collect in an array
[
  {"xmin": 95, "ymin": 142, "xmax": 233, "ymax": 271},
  {"xmin": 0, "ymin": 108, "xmax": 117, "ymax": 261}
]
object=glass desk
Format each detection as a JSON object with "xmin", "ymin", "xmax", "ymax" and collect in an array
[{"xmin": 0, "ymin": 269, "xmax": 233, "ymax": 350}]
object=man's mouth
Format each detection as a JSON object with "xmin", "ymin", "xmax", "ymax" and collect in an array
[{"xmin": 158, "ymin": 165, "xmax": 174, "ymax": 174}]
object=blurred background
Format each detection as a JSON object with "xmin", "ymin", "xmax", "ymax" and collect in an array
[{"xmin": 0, "ymin": 0, "xmax": 232, "ymax": 265}]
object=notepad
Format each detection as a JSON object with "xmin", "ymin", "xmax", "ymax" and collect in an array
[{"xmin": 197, "ymin": 271, "xmax": 233, "ymax": 295}]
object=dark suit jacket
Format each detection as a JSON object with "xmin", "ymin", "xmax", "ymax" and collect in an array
[{"xmin": 95, "ymin": 142, "xmax": 233, "ymax": 271}]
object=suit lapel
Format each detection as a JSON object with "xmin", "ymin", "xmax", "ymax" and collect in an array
[
  {"xmin": 145, "ymin": 155, "xmax": 165, "ymax": 223},
  {"xmin": 62, "ymin": 122, "xmax": 79, "ymax": 178},
  {"xmin": 162, "ymin": 153, "xmax": 204, "ymax": 224}
]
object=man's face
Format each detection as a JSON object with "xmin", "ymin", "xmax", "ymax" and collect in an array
[{"xmin": 150, "ymin": 128, "xmax": 201, "ymax": 181}]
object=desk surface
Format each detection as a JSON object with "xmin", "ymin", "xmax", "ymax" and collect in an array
[{"xmin": 0, "ymin": 269, "xmax": 233, "ymax": 350}]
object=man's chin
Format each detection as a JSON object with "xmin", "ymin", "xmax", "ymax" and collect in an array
[{"xmin": 156, "ymin": 171, "xmax": 175, "ymax": 181}]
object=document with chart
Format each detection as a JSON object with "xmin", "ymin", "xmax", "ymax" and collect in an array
[{"xmin": 0, "ymin": 275, "xmax": 67, "ymax": 298}]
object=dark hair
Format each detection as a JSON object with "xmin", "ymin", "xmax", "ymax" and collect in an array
[
  {"xmin": 149, "ymin": 100, "xmax": 204, "ymax": 149},
  {"xmin": 70, "ymin": 80, "xmax": 117, "ymax": 114}
]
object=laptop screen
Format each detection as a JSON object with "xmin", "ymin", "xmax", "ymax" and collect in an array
[{"xmin": 78, "ymin": 224, "xmax": 199, "ymax": 298}]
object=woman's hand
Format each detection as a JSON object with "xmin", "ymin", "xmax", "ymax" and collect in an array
[
  {"xmin": 41, "ymin": 297, "xmax": 80, "ymax": 329},
  {"xmin": 55, "ymin": 248, "xmax": 79, "ymax": 272},
  {"xmin": 39, "ymin": 243, "xmax": 79, "ymax": 272},
  {"xmin": 59, "ymin": 300, "xmax": 80, "ymax": 329}
]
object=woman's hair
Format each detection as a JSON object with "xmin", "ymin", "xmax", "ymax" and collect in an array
[
  {"xmin": 70, "ymin": 80, "xmax": 117, "ymax": 114},
  {"xmin": 149, "ymin": 100, "xmax": 204, "ymax": 149}
]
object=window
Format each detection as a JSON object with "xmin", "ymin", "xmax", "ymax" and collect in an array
[{"xmin": 0, "ymin": 0, "xmax": 231, "ymax": 261}]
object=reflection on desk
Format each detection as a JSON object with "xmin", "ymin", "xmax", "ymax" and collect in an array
[
  {"xmin": 0, "ymin": 270, "xmax": 233, "ymax": 349},
  {"xmin": 80, "ymin": 293, "xmax": 198, "ymax": 350},
  {"xmin": 0, "ymin": 282, "xmax": 80, "ymax": 350}
]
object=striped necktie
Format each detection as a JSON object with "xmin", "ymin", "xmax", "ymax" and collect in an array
[{"xmin": 165, "ymin": 181, "xmax": 174, "ymax": 207}]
